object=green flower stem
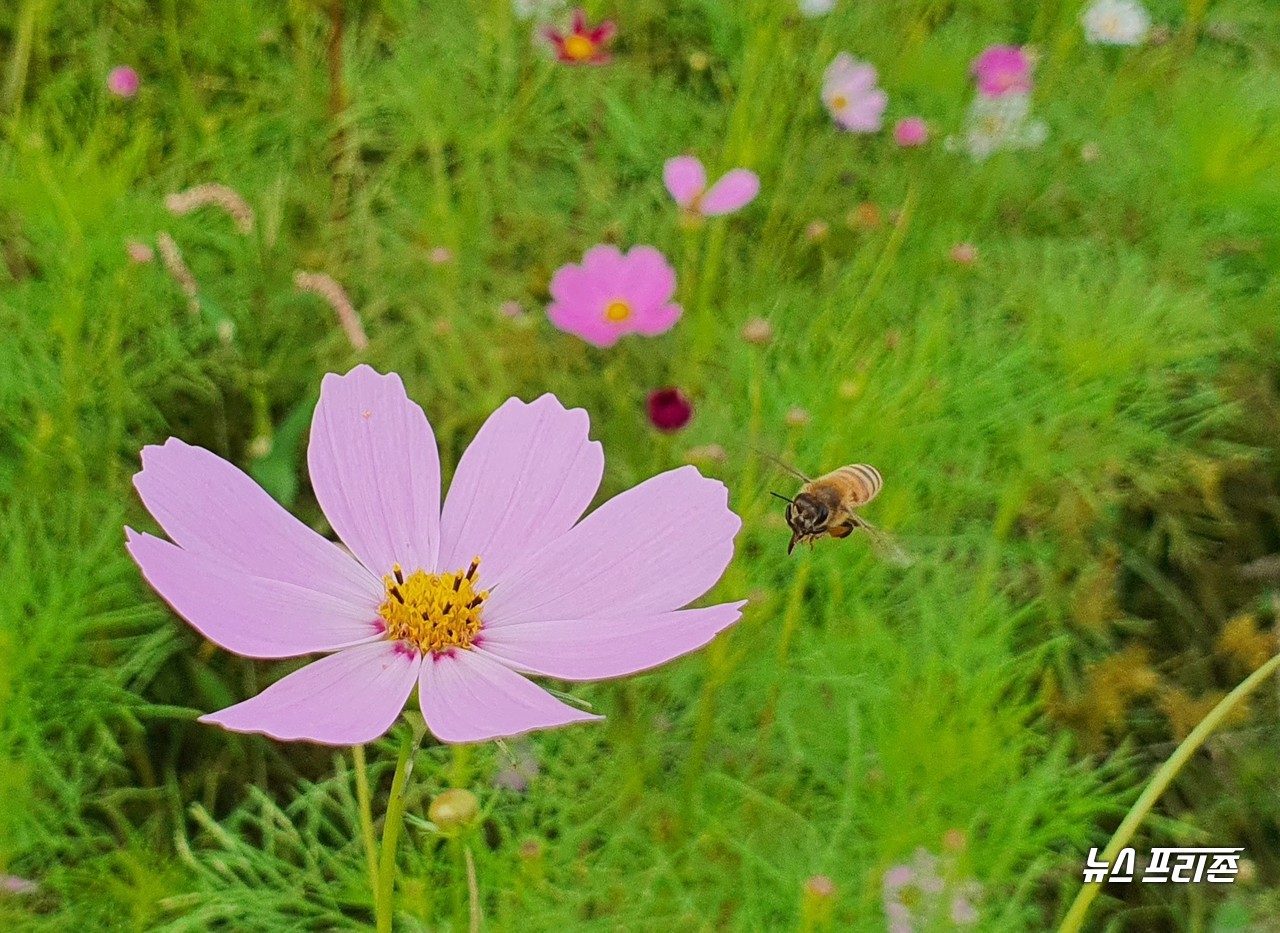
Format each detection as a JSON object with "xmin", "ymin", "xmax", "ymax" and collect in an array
[
  {"xmin": 353, "ymin": 745, "xmax": 379, "ymax": 916},
  {"xmin": 1056, "ymin": 651, "xmax": 1280, "ymax": 933},
  {"xmin": 376, "ymin": 723, "xmax": 427, "ymax": 933}
]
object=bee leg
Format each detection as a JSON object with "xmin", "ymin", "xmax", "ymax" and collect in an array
[{"xmin": 828, "ymin": 522, "xmax": 855, "ymax": 540}]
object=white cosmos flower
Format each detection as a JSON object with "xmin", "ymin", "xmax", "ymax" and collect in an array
[
  {"xmin": 1082, "ymin": 0, "xmax": 1152, "ymax": 46},
  {"xmin": 949, "ymin": 93, "xmax": 1048, "ymax": 162}
]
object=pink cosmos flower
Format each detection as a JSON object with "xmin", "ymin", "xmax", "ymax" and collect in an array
[
  {"xmin": 107, "ymin": 65, "xmax": 140, "ymax": 98},
  {"xmin": 663, "ymin": 156, "xmax": 760, "ymax": 217},
  {"xmin": 970, "ymin": 45, "xmax": 1032, "ymax": 97},
  {"xmin": 822, "ymin": 53, "xmax": 888, "ymax": 132},
  {"xmin": 126, "ymin": 366, "xmax": 742, "ymax": 745},
  {"xmin": 547, "ymin": 245, "xmax": 681, "ymax": 348},
  {"xmin": 543, "ymin": 8, "xmax": 615, "ymax": 65},
  {"xmin": 647, "ymin": 387, "xmax": 693, "ymax": 432},
  {"xmin": 894, "ymin": 116, "xmax": 929, "ymax": 147}
]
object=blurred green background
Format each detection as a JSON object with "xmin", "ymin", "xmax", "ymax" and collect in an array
[{"xmin": 2, "ymin": 0, "xmax": 1279, "ymax": 929}]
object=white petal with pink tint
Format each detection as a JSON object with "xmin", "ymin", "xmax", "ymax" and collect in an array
[
  {"xmin": 126, "ymin": 529, "xmax": 385, "ymax": 658},
  {"xmin": 477, "ymin": 601, "xmax": 746, "ymax": 681},
  {"xmin": 419, "ymin": 648, "xmax": 601, "ymax": 742},
  {"xmin": 699, "ymin": 169, "xmax": 760, "ymax": 216},
  {"xmin": 133, "ymin": 438, "xmax": 381, "ymax": 606},
  {"xmin": 200, "ymin": 641, "xmax": 421, "ymax": 745},
  {"xmin": 309, "ymin": 366, "xmax": 442, "ymax": 578},
  {"xmin": 438, "ymin": 395, "xmax": 603, "ymax": 581},
  {"xmin": 484, "ymin": 466, "xmax": 740, "ymax": 624},
  {"xmin": 663, "ymin": 155, "xmax": 706, "ymax": 207}
]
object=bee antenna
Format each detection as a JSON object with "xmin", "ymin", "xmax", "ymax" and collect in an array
[{"xmin": 769, "ymin": 491, "xmax": 794, "ymax": 503}]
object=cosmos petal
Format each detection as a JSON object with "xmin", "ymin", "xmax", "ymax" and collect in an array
[
  {"xmin": 308, "ymin": 365, "xmax": 442, "ymax": 578},
  {"xmin": 484, "ymin": 465, "xmax": 740, "ymax": 625},
  {"xmin": 126, "ymin": 529, "xmax": 385, "ymax": 658},
  {"xmin": 132, "ymin": 437, "xmax": 381, "ymax": 605},
  {"xmin": 617, "ymin": 245, "xmax": 677, "ymax": 308},
  {"xmin": 438, "ymin": 395, "xmax": 603, "ymax": 584},
  {"xmin": 663, "ymin": 156, "xmax": 707, "ymax": 208},
  {"xmin": 699, "ymin": 169, "xmax": 760, "ymax": 216},
  {"xmin": 419, "ymin": 648, "xmax": 601, "ymax": 742},
  {"xmin": 200, "ymin": 641, "xmax": 421, "ymax": 745},
  {"xmin": 476, "ymin": 601, "xmax": 746, "ymax": 681}
]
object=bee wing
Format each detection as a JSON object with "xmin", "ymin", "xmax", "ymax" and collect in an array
[
  {"xmin": 853, "ymin": 517, "xmax": 915, "ymax": 568},
  {"xmin": 750, "ymin": 446, "xmax": 813, "ymax": 484}
]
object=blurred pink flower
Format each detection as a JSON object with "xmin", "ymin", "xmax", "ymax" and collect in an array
[
  {"xmin": 647, "ymin": 387, "xmax": 693, "ymax": 432},
  {"xmin": 822, "ymin": 53, "xmax": 887, "ymax": 132},
  {"xmin": 664, "ymin": 156, "xmax": 759, "ymax": 217},
  {"xmin": 547, "ymin": 245, "xmax": 681, "ymax": 348},
  {"xmin": 949, "ymin": 242, "xmax": 978, "ymax": 265},
  {"xmin": 544, "ymin": 8, "xmax": 615, "ymax": 65},
  {"xmin": 894, "ymin": 116, "xmax": 929, "ymax": 147},
  {"xmin": 970, "ymin": 45, "xmax": 1032, "ymax": 97},
  {"xmin": 0, "ymin": 875, "xmax": 37, "ymax": 895},
  {"xmin": 107, "ymin": 65, "xmax": 139, "ymax": 98},
  {"xmin": 127, "ymin": 366, "xmax": 742, "ymax": 745}
]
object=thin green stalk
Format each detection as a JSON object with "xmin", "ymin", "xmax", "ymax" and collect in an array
[
  {"xmin": 376, "ymin": 724, "xmax": 427, "ymax": 933},
  {"xmin": 353, "ymin": 745, "xmax": 380, "ymax": 915},
  {"xmin": 2, "ymin": 0, "xmax": 41, "ymax": 116},
  {"xmin": 1057, "ymin": 651, "xmax": 1280, "ymax": 933},
  {"xmin": 465, "ymin": 844, "xmax": 481, "ymax": 933}
]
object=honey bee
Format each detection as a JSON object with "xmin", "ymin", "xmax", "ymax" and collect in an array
[{"xmin": 762, "ymin": 454, "xmax": 911, "ymax": 564}]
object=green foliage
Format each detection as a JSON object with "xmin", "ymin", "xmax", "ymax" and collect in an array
[{"xmin": 1, "ymin": 0, "xmax": 1278, "ymax": 929}]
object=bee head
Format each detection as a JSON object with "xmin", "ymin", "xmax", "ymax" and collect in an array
[{"xmin": 788, "ymin": 493, "xmax": 829, "ymax": 534}]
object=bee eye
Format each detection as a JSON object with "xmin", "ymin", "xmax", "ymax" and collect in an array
[{"xmin": 814, "ymin": 504, "xmax": 829, "ymax": 522}]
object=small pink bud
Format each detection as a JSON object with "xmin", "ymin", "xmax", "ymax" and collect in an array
[
  {"xmin": 950, "ymin": 242, "xmax": 978, "ymax": 265},
  {"xmin": 107, "ymin": 66, "xmax": 140, "ymax": 98},
  {"xmin": 741, "ymin": 317, "xmax": 773, "ymax": 346},
  {"xmin": 893, "ymin": 116, "xmax": 929, "ymax": 147},
  {"xmin": 126, "ymin": 239, "xmax": 154, "ymax": 264}
]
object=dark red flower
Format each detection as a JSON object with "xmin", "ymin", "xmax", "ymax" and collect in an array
[
  {"xmin": 544, "ymin": 9, "xmax": 616, "ymax": 65},
  {"xmin": 647, "ymin": 387, "xmax": 693, "ymax": 433}
]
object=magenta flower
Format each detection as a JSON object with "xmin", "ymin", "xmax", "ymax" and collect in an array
[
  {"xmin": 126, "ymin": 367, "xmax": 742, "ymax": 745},
  {"xmin": 543, "ymin": 8, "xmax": 615, "ymax": 65},
  {"xmin": 647, "ymin": 387, "xmax": 693, "ymax": 432},
  {"xmin": 664, "ymin": 156, "xmax": 760, "ymax": 217},
  {"xmin": 970, "ymin": 45, "xmax": 1032, "ymax": 97},
  {"xmin": 894, "ymin": 116, "xmax": 929, "ymax": 147},
  {"xmin": 107, "ymin": 65, "xmax": 140, "ymax": 98},
  {"xmin": 822, "ymin": 53, "xmax": 888, "ymax": 132},
  {"xmin": 547, "ymin": 245, "xmax": 681, "ymax": 348}
]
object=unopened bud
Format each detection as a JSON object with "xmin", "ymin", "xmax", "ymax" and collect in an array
[
  {"xmin": 741, "ymin": 317, "xmax": 773, "ymax": 346},
  {"xmin": 428, "ymin": 788, "xmax": 479, "ymax": 833},
  {"xmin": 785, "ymin": 406, "xmax": 811, "ymax": 428},
  {"xmin": 801, "ymin": 875, "xmax": 837, "ymax": 931}
]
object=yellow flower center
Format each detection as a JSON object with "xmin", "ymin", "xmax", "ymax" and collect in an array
[
  {"xmin": 378, "ymin": 558, "xmax": 487, "ymax": 654},
  {"xmin": 564, "ymin": 34, "xmax": 596, "ymax": 61},
  {"xmin": 832, "ymin": 95, "xmax": 848, "ymax": 110},
  {"xmin": 604, "ymin": 299, "xmax": 632, "ymax": 322}
]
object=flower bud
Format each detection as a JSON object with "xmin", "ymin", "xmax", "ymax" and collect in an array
[
  {"xmin": 428, "ymin": 788, "xmax": 479, "ymax": 833},
  {"xmin": 741, "ymin": 317, "xmax": 773, "ymax": 346}
]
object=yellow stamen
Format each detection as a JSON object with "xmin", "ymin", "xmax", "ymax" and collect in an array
[
  {"xmin": 378, "ymin": 559, "xmax": 486, "ymax": 654},
  {"xmin": 832, "ymin": 95, "xmax": 848, "ymax": 110},
  {"xmin": 604, "ymin": 299, "xmax": 631, "ymax": 322},
  {"xmin": 564, "ymin": 34, "xmax": 596, "ymax": 61}
]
